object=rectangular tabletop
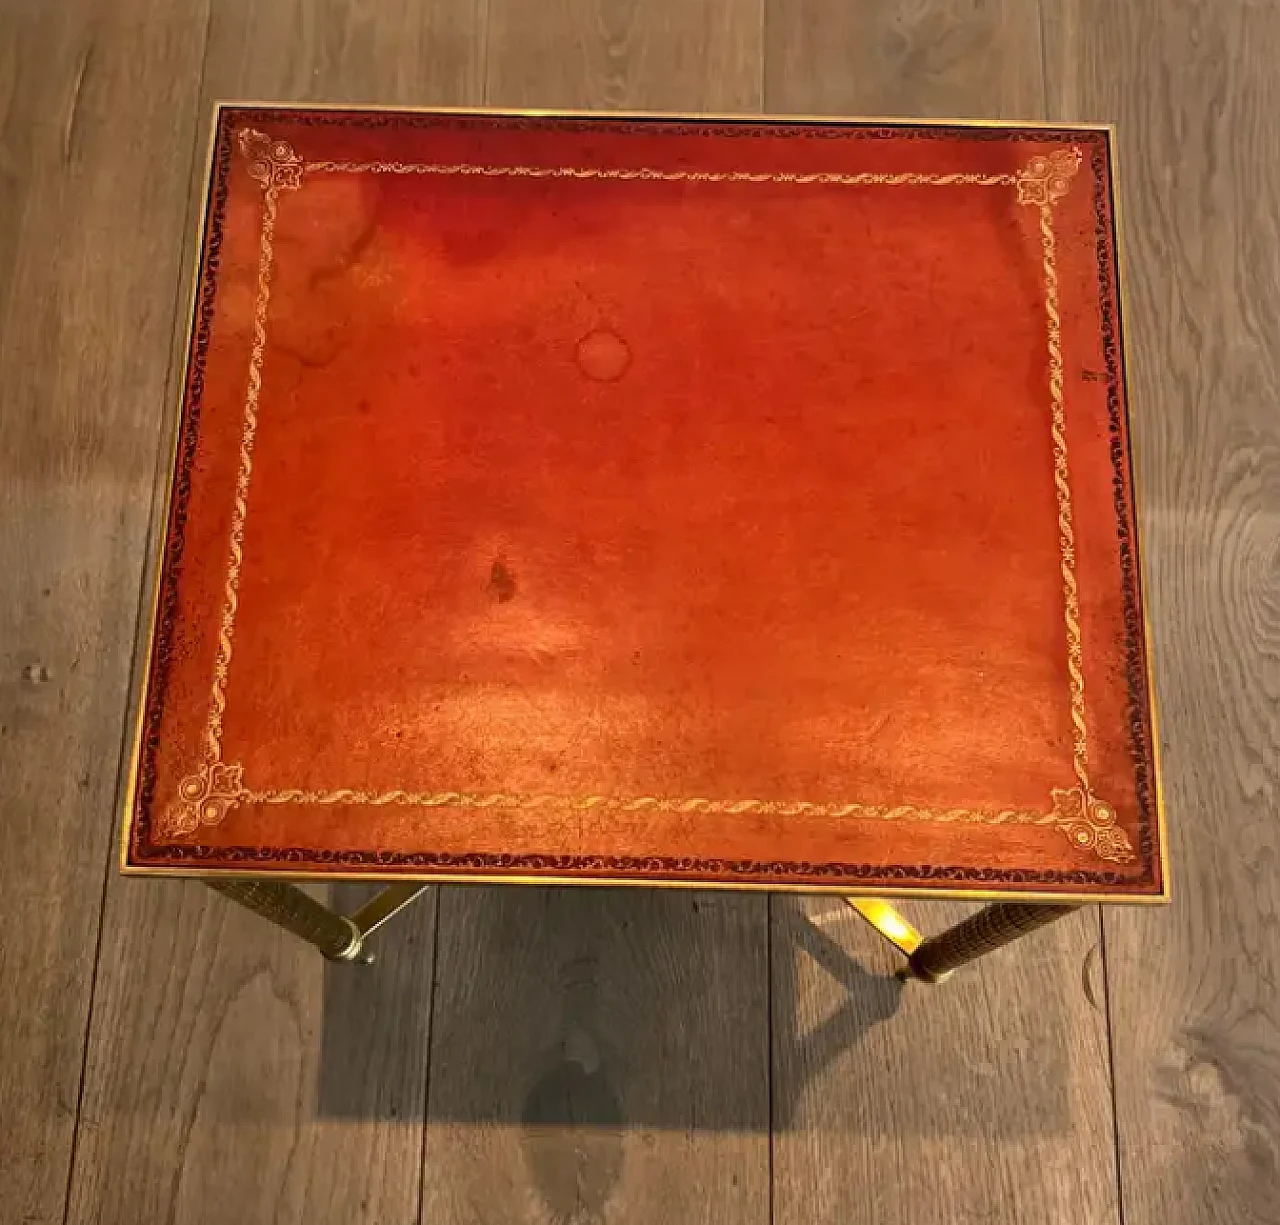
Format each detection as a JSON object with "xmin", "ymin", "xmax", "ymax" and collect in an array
[{"xmin": 121, "ymin": 105, "xmax": 1167, "ymax": 901}]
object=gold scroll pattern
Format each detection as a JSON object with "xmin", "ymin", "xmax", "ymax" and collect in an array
[
  {"xmin": 162, "ymin": 131, "xmax": 1134, "ymax": 865},
  {"xmin": 1016, "ymin": 147, "xmax": 1133, "ymax": 863},
  {"xmin": 308, "ymin": 159, "xmax": 1017, "ymax": 188},
  {"xmin": 163, "ymin": 130, "xmax": 300, "ymax": 836}
]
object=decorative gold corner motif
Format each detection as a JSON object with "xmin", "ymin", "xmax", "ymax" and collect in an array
[
  {"xmin": 1016, "ymin": 147, "xmax": 1082, "ymax": 208},
  {"xmin": 1051, "ymin": 786, "xmax": 1135, "ymax": 863},
  {"xmin": 162, "ymin": 760, "xmax": 246, "ymax": 838},
  {"xmin": 237, "ymin": 129, "xmax": 304, "ymax": 192}
]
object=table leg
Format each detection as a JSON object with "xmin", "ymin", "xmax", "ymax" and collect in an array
[
  {"xmin": 901, "ymin": 902, "xmax": 1081, "ymax": 983},
  {"xmin": 845, "ymin": 897, "xmax": 924, "ymax": 957},
  {"xmin": 205, "ymin": 879, "xmax": 367, "ymax": 962}
]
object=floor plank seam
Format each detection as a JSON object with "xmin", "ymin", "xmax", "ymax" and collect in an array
[
  {"xmin": 766, "ymin": 893, "xmax": 776, "ymax": 1225},
  {"xmin": 56, "ymin": 34, "xmax": 218, "ymax": 1222},
  {"xmin": 416, "ymin": 888, "xmax": 445, "ymax": 1225},
  {"xmin": 1098, "ymin": 908, "xmax": 1129, "ymax": 1225}
]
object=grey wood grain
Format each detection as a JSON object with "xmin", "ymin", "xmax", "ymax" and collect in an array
[
  {"xmin": 0, "ymin": 3, "xmax": 210, "ymax": 1221},
  {"xmin": 64, "ymin": 881, "xmax": 437, "ymax": 1225},
  {"xmin": 771, "ymin": 899, "xmax": 1120, "ymax": 1225},
  {"xmin": 59, "ymin": 2, "xmax": 487, "ymax": 1223},
  {"xmin": 1046, "ymin": 3, "xmax": 1280, "ymax": 1223},
  {"xmin": 765, "ymin": 0, "xmax": 1044, "ymax": 119},
  {"xmin": 484, "ymin": 0, "xmax": 763, "ymax": 112},
  {"xmin": 423, "ymin": 887, "xmax": 770, "ymax": 1225}
]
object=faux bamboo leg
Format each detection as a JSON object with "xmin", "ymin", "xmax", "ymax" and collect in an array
[
  {"xmin": 901, "ymin": 902, "xmax": 1081, "ymax": 983},
  {"xmin": 205, "ymin": 879, "xmax": 367, "ymax": 962}
]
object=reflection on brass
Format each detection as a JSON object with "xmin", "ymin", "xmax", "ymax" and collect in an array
[{"xmin": 846, "ymin": 897, "xmax": 923, "ymax": 955}]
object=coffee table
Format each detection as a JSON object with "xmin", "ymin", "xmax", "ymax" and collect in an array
[{"xmin": 119, "ymin": 105, "xmax": 1168, "ymax": 982}]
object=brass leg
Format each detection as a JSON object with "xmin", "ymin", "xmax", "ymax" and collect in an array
[
  {"xmin": 901, "ymin": 902, "xmax": 1081, "ymax": 983},
  {"xmin": 206, "ymin": 879, "xmax": 367, "ymax": 962},
  {"xmin": 845, "ymin": 897, "xmax": 924, "ymax": 957},
  {"xmin": 348, "ymin": 882, "xmax": 430, "ymax": 938}
]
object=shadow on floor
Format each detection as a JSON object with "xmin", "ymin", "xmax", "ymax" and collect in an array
[{"xmin": 316, "ymin": 886, "xmax": 1076, "ymax": 1136}]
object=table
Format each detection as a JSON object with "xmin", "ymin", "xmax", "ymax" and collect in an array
[{"xmin": 119, "ymin": 105, "xmax": 1168, "ymax": 982}]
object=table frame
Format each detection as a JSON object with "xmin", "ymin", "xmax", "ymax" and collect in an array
[
  {"xmin": 122, "ymin": 107, "xmax": 1164, "ymax": 895},
  {"xmin": 125, "ymin": 109, "xmax": 1166, "ymax": 954},
  {"xmin": 205, "ymin": 878, "xmax": 1078, "ymax": 982}
]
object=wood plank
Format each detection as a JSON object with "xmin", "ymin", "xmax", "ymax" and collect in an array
[
  {"xmin": 1045, "ymin": 3, "xmax": 1280, "ymax": 1222},
  {"xmin": 0, "ymin": 3, "xmax": 210, "ymax": 1222},
  {"xmin": 64, "ymin": 881, "xmax": 436, "ymax": 1224},
  {"xmin": 763, "ymin": 5, "xmax": 1123, "ymax": 1223},
  {"xmin": 424, "ymin": 888, "xmax": 769, "ymax": 1225},
  {"xmin": 200, "ymin": 0, "xmax": 487, "ymax": 106},
  {"xmin": 418, "ymin": 12, "xmax": 770, "ymax": 1223},
  {"xmin": 765, "ymin": 0, "xmax": 1044, "ymax": 119},
  {"xmin": 773, "ymin": 899, "xmax": 1120, "ymax": 1224},
  {"xmin": 62, "ymin": 4, "xmax": 487, "ymax": 1224},
  {"xmin": 484, "ymin": 0, "xmax": 763, "ymax": 111}
]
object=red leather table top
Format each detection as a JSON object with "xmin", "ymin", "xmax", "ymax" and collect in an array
[{"xmin": 121, "ymin": 105, "xmax": 1167, "ymax": 900}]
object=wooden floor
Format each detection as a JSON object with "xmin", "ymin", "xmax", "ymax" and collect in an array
[{"xmin": 1, "ymin": 1, "xmax": 1276, "ymax": 1222}]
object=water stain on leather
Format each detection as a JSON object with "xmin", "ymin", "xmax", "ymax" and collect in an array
[
  {"xmin": 490, "ymin": 558, "xmax": 517, "ymax": 603},
  {"xmin": 273, "ymin": 321, "xmax": 347, "ymax": 369},
  {"xmin": 576, "ymin": 328, "xmax": 632, "ymax": 382},
  {"xmin": 307, "ymin": 214, "xmax": 380, "ymax": 290}
]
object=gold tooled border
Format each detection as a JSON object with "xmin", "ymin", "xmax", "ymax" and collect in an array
[
  {"xmin": 118, "ymin": 103, "xmax": 225, "ymax": 884},
  {"xmin": 168, "ymin": 138, "xmax": 1128, "ymax": 856},
  {"xmin": 117, "ymin": 103, "xmax": 1170, "ymax": 903},
  {"xmin": 1107, "ymin": 122, "xmax": 1172, "ymax": 901},
  {"xmin": 116, "ymin": 859, "xmax": 1162, "ymax": 906}
]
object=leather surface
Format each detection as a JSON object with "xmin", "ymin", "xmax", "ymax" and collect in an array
[{"xmin": 125, "ymin": 108, "xmax": 1164, "ymax": 896}]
